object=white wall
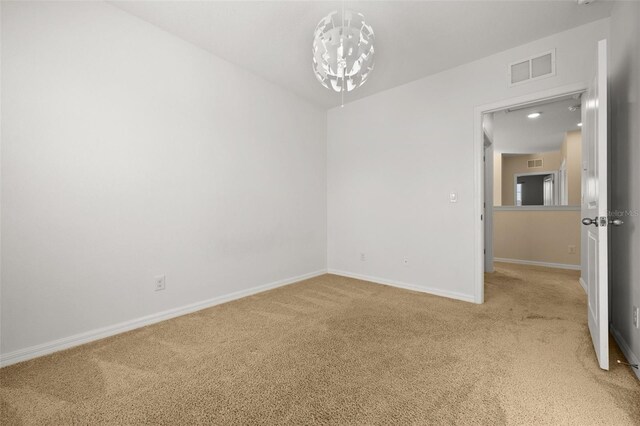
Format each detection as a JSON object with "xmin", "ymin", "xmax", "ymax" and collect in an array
[
  {"xmin": 1, "ymin": 2, "xmax": 327, "ymax": 358},
  {"xmin": 482, "ymin": 113, "xmax": 494, "ymax": 273},
  {"xmin": 483, "ymin": 142, "xmax": 494, "ymax": 273},
  {"xmin": 327, "ymin": 19, "xmax": 609, "ymax": 301},
  {"xmin": 609, "ymin": 0, "xmax": 640, "ymax": 379},
  {"xmin": 493, "ymin": 151, "xmax": 502, "ymax": 206}
]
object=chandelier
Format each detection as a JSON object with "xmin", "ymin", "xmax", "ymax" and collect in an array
[{"xmin": 312, "ymin": 9, "xmax": 375, "ymax": 96}]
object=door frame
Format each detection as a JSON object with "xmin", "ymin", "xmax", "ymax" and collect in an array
[
  {"xmin": 473, "ymin": 82, "xmax": 587, "ymax": 304},
  {"xmin": 513, "ymin": 171, "xmax": 559, "ymax": 206}
]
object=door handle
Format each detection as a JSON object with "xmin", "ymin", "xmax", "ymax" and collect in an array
[{"xmin": 582, "ymin": 217, "xmax": 624, "ymax": 226}]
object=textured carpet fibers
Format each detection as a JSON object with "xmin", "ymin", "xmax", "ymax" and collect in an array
[{"xmin": 1, "ymin": 263, "xmax": 639, "ymax": 425}]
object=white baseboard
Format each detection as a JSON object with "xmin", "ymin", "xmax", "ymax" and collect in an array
[
  {"xmin": 610, "ymin": 325, "xmax": 640, "ymax": 381},
  {"xmin": 579, "ymin": 277, "xmax": 587, "ymax": 293},
  {"xmin": 494, "ymin": 257, "xmax": 581, "ymax": 271},
  {"xmin": 327, "ymin": 269, "xmax": 475, "ymax": 304},
  {"xmin": 0, "ymin": 269, "xmax": 327, "ymax": 368}
]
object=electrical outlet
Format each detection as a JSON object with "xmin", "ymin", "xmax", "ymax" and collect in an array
[
  {"xmin": 568, "ymin": 245, "xmax": 576, "ymax": 254},
  {"xmin": 633, "ymin": 306, "xmax": 639, "ymax": 329},
  {"xmin": 403, "ymin": 258, "xmax": 409, "ymax": 266},
  {"xmin": 360, "ymin": 253, "xmax": 366, "ymax": 261},
  {"xmin": 154, "ymin": 275, "xmax": 166, "ymax": 292}
]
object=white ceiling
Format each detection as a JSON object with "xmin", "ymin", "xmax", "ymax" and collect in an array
[
  {"xmin": 492, "ymin": 97, "xmax": 583, "ymax": 153},
  {"xmin": 110, "ymin": 1, "xmax": 613, "ymax": 109}
]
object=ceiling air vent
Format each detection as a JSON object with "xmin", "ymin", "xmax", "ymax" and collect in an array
[
  {"xmin": 509, "ymin": 49, "xmax": 556, "ymax": 86},
  {"xmin": 527, "ymin": 159, "xmax": 543, "ymax": 168}
]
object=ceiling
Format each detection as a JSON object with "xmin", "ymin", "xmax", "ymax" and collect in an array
[
  {"xmin": 492, "ymin": 96, "xmax": 583, "ymax": 153},
  {"xmin": 110, "ymin": 1, "xmax": 613, "ymax": 109}
]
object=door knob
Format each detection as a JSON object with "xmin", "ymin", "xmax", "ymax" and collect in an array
[
  {"xmin": 609, "ymin": 218, "xmax": 624, "ymax": 226},
  {"xmin": 582, "ymin": 217, "xmax": 598, "ymax": 226}
]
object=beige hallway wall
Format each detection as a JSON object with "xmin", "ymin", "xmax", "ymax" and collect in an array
[
  {"xmin": 561, "ymin": 130, "xmax": 582, "ymax": 206},
  {"xmin": 494, "ymin": 209, "xmax": 581, "ymax": 266}
]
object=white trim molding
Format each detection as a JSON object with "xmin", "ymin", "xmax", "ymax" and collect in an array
[
  {"xmin": 494, "ymin": 257, "xmax": 581, "ymax": 271},
  {"xmin": 327, "ymin": 269, "xmax": 475, "ymax": 304},
  {"xmin": 0, "ymin": 269, "xmax": 327, "ymax": 368},
  {"xmin": 579, "ymin": 277, "xmax": 587, "ymax": 293},
  {"xmin": 493, "ymin": 205, "xmax": 581, "ymax": 212},
  {"xmin": 610, "ymin": 325, "xmax": 640, "ymax": 381}
]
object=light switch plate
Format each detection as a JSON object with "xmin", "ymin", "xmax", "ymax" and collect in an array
[{"xmin": 449, "ymin": 192, "xmax": 458, "ymax": 203}]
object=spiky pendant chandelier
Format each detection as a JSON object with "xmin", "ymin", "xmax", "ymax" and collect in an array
[{"xmin": 312, "ymin": 8, "xmax": 375, "ymax": 105}]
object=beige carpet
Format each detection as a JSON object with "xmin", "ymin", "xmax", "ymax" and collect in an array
[{"xmin": 1, "ymin": 263, "xmax": 639, "ymax": 425}]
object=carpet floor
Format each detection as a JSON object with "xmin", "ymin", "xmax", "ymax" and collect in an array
[{"xmin": 1, "ymin": 263, "xmax": 639, "ymax": 425}]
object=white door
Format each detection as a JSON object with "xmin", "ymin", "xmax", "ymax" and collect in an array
[
  {"xmin": 543, "ymin": 175, "xmax": 554, "ymax": 206},
  {"xmin": 582, "ymin": 39, "xmax": 609, "ymax": 370}
]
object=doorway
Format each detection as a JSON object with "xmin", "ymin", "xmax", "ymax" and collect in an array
[
  {"xmin": 485, "ymin": 93, "xmax": 584, "ymax": 278},
  {"xmin": 475, "ymin": 40, "xmax": 612, "ymax": 371},
  {"xmin": 472, "ymin": 83, "xmax": 588, "ymax": 304}
]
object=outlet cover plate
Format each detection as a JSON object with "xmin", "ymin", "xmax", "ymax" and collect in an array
[{"xmin": 155, "ymin": 275, "xmax": 166, "ymax": 292}]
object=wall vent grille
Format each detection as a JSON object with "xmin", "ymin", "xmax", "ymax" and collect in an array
[
  {"xmin": 527, "ymin": 159, "xmax": 543, "ymax": 168},
  {"xmin": 509, "ymin": 50, "xmax": 556, "ymax": 86}
]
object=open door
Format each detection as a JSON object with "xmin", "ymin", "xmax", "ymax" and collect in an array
[{"xmin": 582, "ymin": 39, "xmax": 610, "ymax": 370}]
